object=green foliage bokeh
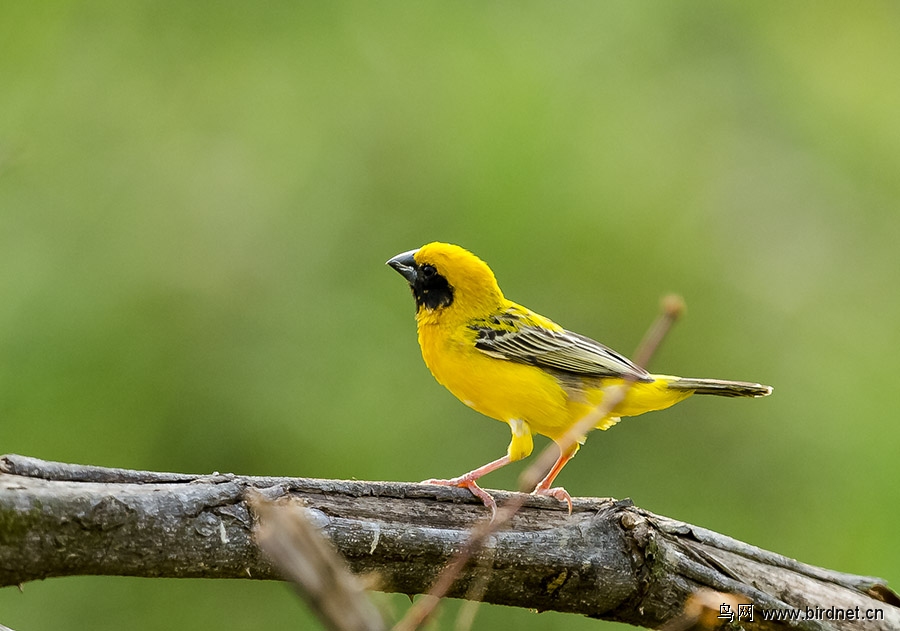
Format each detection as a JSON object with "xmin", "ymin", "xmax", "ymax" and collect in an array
[{"xmin": 2, "ymin": 2, "xmax": 898, "ymax": 629}]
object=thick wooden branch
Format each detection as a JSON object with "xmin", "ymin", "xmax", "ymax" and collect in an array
[{"xmin": 1, "ymin": 455, "xmax": 897, "ymax": 630}]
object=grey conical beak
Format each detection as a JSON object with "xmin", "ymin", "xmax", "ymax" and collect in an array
[{"xmin": 386, "ymin": 248, "xmax": 419, "ymax": 284}]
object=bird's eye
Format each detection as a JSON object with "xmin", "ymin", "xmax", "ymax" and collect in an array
[{"xmin": 421, "ymin": 264, "xmax": 436, "ymax": 279}]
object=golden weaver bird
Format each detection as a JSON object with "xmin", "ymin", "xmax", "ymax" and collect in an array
[{"xmin": 387, "ymin": 242, "xmax": 772, "ymax": 511}]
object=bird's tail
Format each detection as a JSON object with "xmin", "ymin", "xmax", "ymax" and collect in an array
[{"xmin": 666, "ymin": 377, "xmax": 773, "ymax": 398}]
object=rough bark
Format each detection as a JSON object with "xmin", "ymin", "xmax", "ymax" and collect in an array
[{"xmin": 1, "ymin": 455, "xmax": 897, "ymax": 630}]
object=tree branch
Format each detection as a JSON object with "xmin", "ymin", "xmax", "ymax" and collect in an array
[{"xmin": 1, "ymin": 454, "xmax": 896, "ymax": 630}]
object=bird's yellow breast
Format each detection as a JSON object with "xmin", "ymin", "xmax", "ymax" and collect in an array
[{"xmin": 417, "ymin": 321, "xmax": 573, "ymax": 437}]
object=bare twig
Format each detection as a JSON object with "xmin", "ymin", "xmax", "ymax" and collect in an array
[
  {"xmin": 633, "ymin": 294, "xmax": 686, "ymax": 369},
  {"xmin": 248, "ymin": 490, "xmax": 385, "ymax": 631}
]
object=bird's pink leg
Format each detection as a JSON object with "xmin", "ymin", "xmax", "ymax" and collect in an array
[
  {"xmin": 423, "ymin": 455, "xmax": 512, "ymax": 515},
  {"xmin": 532, "ymin": 449, "xmax": 576, "ymax": 513}
]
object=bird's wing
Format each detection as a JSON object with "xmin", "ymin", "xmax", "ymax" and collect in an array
[{"xmin": 470, "ymin": 307, "xmax": 651, "ymax": 381}]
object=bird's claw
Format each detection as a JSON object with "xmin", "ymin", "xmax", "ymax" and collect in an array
[
  {"xmin": 532, "ymin": 486, "xmax": 573, "ymax": 514},
  {"xmin": 422, "ymin": 477, "xmax": 497, "ymax": 517}
]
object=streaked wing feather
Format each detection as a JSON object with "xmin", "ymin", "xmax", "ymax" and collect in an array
[{"xmin": 471, "ymin": 310, "xmax": 650, "ymax": 381}]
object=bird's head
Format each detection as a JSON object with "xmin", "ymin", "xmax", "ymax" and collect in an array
[{"xmin": 387, "ymin": 242, "xmax": 505, "ymax": 321}]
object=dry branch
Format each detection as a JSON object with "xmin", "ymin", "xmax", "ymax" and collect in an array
[
  {"xmin": 249, "ymin": 490, "xmax": 386, "ymax": 631},
  {"xmin": 1, "ymin": 454, "xmax": 897, "ymax": 631}
]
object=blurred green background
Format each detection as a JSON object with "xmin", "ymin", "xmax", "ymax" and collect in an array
[{"xmin": 2, "ymin": 2, "xmax": 899, "ymax": 629}]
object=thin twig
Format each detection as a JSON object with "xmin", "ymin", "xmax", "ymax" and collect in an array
[
  {"xmin": 633, "ymin": 294, "xmax": 685, "ymax": 369},
  {"xmin": 248, "ymin": 490, "xmax": 386, "ymax": 631},
  {"xmin": 521, "ymin": 293, "xmax": 684, "ymax": 494}
]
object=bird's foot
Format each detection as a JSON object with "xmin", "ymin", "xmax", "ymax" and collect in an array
[
  {"xmin": 422, "ymin": 477, "xmax": 497, "ymax": 517},
  {"xmin": 532, "ymin": 486, "xmax": 573, "ymax": 514}
]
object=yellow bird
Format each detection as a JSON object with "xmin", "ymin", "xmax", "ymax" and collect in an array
[{"xmin": 387, "ymin": 242, "xmax": 771, "ymax": 511}]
